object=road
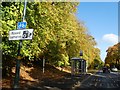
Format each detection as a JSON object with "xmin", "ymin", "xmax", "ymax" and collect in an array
[
  {"xmin": 26, "ymin": 70, "xmax": 120, "ymax": 90},
  {"xmin": 76, "ymin": 70, "xmax": 120, "ymax": 89}
]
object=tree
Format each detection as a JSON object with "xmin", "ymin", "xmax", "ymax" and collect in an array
[
  {"xmin": 1, "ymin": 2, "xmax": 102, "ymax": 76},
  {"xmin": 105, "ymin": 43, "xmax": 120, "ymax": 69}
]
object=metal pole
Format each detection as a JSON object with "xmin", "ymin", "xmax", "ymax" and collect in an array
[
  {"xmin": 13, "ymin": 0, "xmax": 27, "ymax": 88},
  {"xmin": 43, "ymin": 58, "xmax": 45, "ymax": 73},
  {"xmin": 23, "ymin": 0, "xmax": 27, "ymax": 22}
]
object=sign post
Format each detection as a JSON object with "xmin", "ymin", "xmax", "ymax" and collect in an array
[{"xmin": 13, "ymin": 0, "xmax": 27, "ymax": 88}]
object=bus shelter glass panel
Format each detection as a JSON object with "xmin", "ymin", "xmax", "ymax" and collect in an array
[{"xmin": 71, "ymin": 57, "xmax": 86, "ymax": 75}]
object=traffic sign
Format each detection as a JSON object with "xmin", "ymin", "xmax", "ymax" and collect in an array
[
  {"xmin": 9, "ymin": 29, "xmax": 34, "ymax": 40},
  {"xmin": 17, "ymin": 22, "xmax": 27, "ymax": 29}
]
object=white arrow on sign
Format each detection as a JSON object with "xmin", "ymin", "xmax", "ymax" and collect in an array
[{"xmin": 9, "ymin": 29, "xmax": 34, "ymax": 40}]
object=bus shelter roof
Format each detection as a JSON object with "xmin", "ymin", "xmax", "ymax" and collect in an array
[{"xmin": 71, "ymin": 57, "xmax": 86, "ymax": 61}]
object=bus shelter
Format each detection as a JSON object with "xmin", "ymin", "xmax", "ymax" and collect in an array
[{"xmin": 71, "ymin": 57, "xmax": 86, "ymax": 75}]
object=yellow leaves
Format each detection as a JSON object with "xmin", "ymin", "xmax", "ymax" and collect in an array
[
  {"xmin": 105, "ymin": 64, "xmax": 110, "ymax": 68},
  {"xmin": 105, "ymin": 43, "xmax": 120, "ymax": 65},
  {"xmin": 1, "ymin": 2, "xmax": 101, "ymax": 68},
  {"xmin": 60, "ymin": 43, "xmax": 66, "ymax": 49},
  {"xmin": 7, "ymin": 20, "xmax": 15, "ymax": 25}
]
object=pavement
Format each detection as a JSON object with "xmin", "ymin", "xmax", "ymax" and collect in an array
[{"xmin": 22, "ymin": 73, "xmax": 91, "ymax": 90}]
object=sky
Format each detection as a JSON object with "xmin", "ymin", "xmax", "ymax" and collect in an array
[
  {"xmin": 76, "ymin": 2, "xmax": 118, "ymax": 62},
  {"xmin": 80, "ymin": 0, "xmax": 119, "ymax": 2}
]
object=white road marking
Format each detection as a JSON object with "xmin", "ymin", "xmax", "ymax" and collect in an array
[{"xmin": 99, "ymin": 83, "xmax": 102, "ymax": 87}]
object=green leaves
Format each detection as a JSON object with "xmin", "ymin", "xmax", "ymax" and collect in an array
[{"xmin": 2, "ymin": 2, "xmax": 101, "ymax": 68}]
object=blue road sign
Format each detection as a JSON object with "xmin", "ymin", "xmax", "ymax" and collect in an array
[{"xmin": 17, "ymin": 22, "xmax": 27, "ymax": 29}]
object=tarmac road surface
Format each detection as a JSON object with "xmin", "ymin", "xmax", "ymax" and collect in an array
[{"xmin": 76, "ymin": 70, "xmax": 120, "ymax": 89}]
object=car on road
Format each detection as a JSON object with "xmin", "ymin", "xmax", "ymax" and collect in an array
[
  {"xmin": 102, "ymin": 67, "xmax": 110, "ymax": 73},
  {"xmin": 111, "ymin": 68, "xmax": 118, "ymax": 72}
]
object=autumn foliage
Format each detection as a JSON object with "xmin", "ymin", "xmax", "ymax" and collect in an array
[
  {"xmin": 1, "ymin": 2, "xmax": 102, "ymax": 77},
  {"xmin": 105, "ymin": 42, "xmax": 120, "ymax": 69}
]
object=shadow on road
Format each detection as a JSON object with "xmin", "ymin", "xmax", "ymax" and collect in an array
[{"xmin": 76, "ymin": 71, "xmax": 120, "ymax": 89}]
